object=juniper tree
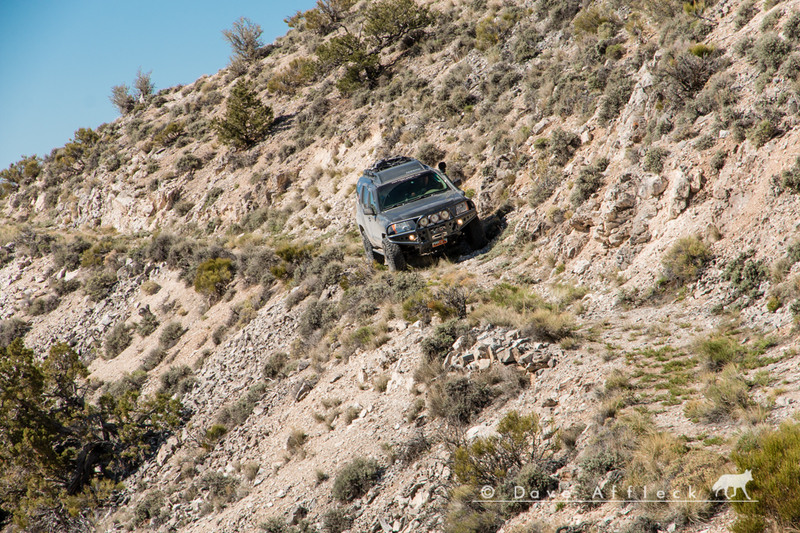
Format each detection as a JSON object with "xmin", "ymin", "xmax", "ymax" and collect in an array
[
  {"xmin": 0, "ymin": 340, "xmax": 183, "ymax": 527},
  {"xmin": 213, "ymin": 80, "xmax": 273, "ymax": 149}
]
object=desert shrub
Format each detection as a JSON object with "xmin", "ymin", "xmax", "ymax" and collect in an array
[
  {"xmin": 27, "ymin": 295, "xmax": 60, "ymax": 316},
  {"xmin": 267, "ymin": 57, "xmax": 316, "ymax": 95},
  {"xmin": 597, "ymin": 73, "xmax": 634, "ymax": 124},
  {"xmin": 753, "ymin": 33, "xmax": 790, "ymax": 72},
  {"xmin": 643, "ymin": 146, "xmax": 669, "ymax": 173},
  {"xmin": 159, "ymin": 321, "xmax": 186, "ymax": 349},
  {"xmin": 299, "ymin": 299, "xmax": 337, "ymax": 337},
  {"xmin": 522, "ymin": 308, "xmax": 574, "ymax": 342},
  {"xmin": 141, "ymin": 280, "xmax": 161, "ymax": 295},
  {"xmin": 454, "ymin": 411, "xmax": 550, "ymax": 486},
  {"xmin": 784, "ymin": 11, "xmax": 800, "ymax": 42},
  {"xmin": 0, "ymin": 318, "xmax": 31, "ymax": 347},
  {"xmin": 416, "ymin": 142, "xmax": 446, "ymax": 166},
  {"xmin": 286, "ymin": 428, "xmax": 308, "ymax": 457},
  {"xmin": 730, "ymin": 422, "xmax": 800, "ymax": 532},
  {"xmin": 153, "ymin": 122, "xmax": 184, "ymax": 146},
  {"xmin": 421, "ymin": 319, "xmax": 469, "ymax": 360},
  {"xmin": 723, "ymin": 252, "xmax": 768, "ymax": 300},
  {"xmin": 105, "ymin": 323, "xmax": 133, "ymax": 359},
  {"xmin": 660, "ymin": 237, "xmax": 712, "ymax": 287},
  {"xmin": 711, "ymin": 150, "xmax": 727, "ymax": 172},
  {"xmin": 323, "ymin": 508, "xmax": 353, "ymax": 533},
  {"xmin": 84, "ymin": 270, "xmax": 118, "ymax": 301},
  {"xmin": 693, "ymin": 365, "xmax": 751, "ymax": 422},
  {"xmin": 160, "ymin": 365, "xmax": 195, "ymax": 397},
  {"xmin": 194, "ymin": 257, "xmax": 235, "ymax": 300},
  {"xmin": 779, "ymin": 156, "xmax": 800, "ymax": 193},
  {"xmin": 332, "ymin": 457, "xmax": 382, "ymax": 502},
  {"xmin": 201, "ymin": 472, "xmax": 242, "ymax": 506},
  {"xmin": 214, "ymin": 79, "xmax": 273, "ymax": 149},
  {"xmin": 141, "ymin": 347, "xmax": 166, "ymax": 371},
  {"xmin": 136, "ymin": 311, "xmax": 159, "ymax": 338},
  {"xmin": 263, "ymin": 352, "xmax": 289, "ymax": 380},
  {"xmin": 203, "ymin": 424, "xmax": 228, "ymax": 449},
  {"xmin": 548, "ymin": 128, "xmax": 581, "ymax": 166},
  {"xmin": 175, "ymin": 153, "xmax": 202, "ymax": 174},
  {"xmin": 528, "ymin": 164, "xmax": 563, "ymax": 207},
  {"xmin": 429, "ymin": 376, "xmax": 494, "ymax": 425},
  {"xmin": 735, "ymin": 0, "xmax": 758, "ymax": 28},
  {"xmin": 571, "ymin": 158, "xmax": 608, "ymax": 205},
  {"xmin": 52, "ymin": 237, "xmax": 92, "ymax": 270},
  {"xmin": 217, "ymin": 382, "xmax": 266, "ymax": 428},
  {"xmin": 133, "ymin": 490, "xmax": 165, "ymax": 526},
  {"xmin": 696, "ymin": 334, "xmax": 745, "ymax": 371}
]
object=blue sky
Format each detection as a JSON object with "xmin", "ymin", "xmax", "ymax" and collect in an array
[{"xmin": 0, "ymin": 0, "xmax": 316, "ymax": 170}]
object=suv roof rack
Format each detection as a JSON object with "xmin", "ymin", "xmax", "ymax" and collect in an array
[{"xmin": 367, "ymin": 156, "xmax": 415, "ymax": 173}]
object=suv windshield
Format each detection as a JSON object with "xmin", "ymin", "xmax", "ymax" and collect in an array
[{"xmin": 378, "ymin": 171, "xmax": 449, "ymax": 210}]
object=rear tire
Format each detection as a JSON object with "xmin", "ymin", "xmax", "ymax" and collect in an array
[
  {"xmin": 465, "ymin": 217, "xmax": 487, "ymax": 250},
  {"xmin": 382, "ymin": 237, "xmax": 407, "ymax": 271}
]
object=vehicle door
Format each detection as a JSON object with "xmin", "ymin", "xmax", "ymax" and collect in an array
[{"xmin": 363, "ymin": 185, "xmax": 382, "ymax": 246}]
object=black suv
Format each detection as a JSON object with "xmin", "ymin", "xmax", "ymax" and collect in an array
[{"xmin": 355, "ymin": 156, "xmax": 486, "ymax": 270}]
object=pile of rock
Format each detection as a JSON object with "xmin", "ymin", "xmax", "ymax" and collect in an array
[{"xmin": 444, "ymin": 328, "xmax": 562, "ymax": 374}]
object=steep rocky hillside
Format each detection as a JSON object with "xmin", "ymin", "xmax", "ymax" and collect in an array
[{"xmin": 3, "ymin": 0, "xmax": 800, "ymax": 532}]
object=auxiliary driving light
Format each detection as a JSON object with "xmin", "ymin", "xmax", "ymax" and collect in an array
[
  {"xmin": 457, "ymin": 218, "xmax": 464, "ymax": 226},
  {"xmin": 409, "ymin": 234, "xmax": 417, "ymax": 241}
]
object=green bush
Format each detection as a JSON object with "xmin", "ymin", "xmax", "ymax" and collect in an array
[
  {"xmin": 735, "ymin": 0, "xmax": 758, "ymax": 29},
  {"xmin": 105, "ymin": 323, "xmax": 133, "ymax": 359},
  {"xmin": 784, "ymin": 11, "xmax": 800, "ymax": 42},
  {"xmin": 660, "ymin": 237, "xmax": 712, "ymax": 287},
  {"xmin": 0, "ymin": 318, "xmax": 31, "ymax": 347},
  {"xmin": 133, "ymin": 490, "xmax": 165, "ymax": 526},
  {"xmin": 548, "ymin": 128, "xmax": 581, "ymax": 166},
  {"xmin": 323, "ymin": 508, "xmax": 353, "ymax": 533},
  {"xmin": 522, "ymin": 308, "xmax": 574, "ymax": 342},
  {"xmin": 571, "ymin": 158, "xmax": 608, "ymax": 205},
  {"xmin": 214, "ymin": 79, "xmax": 273, "ymax": 149},
  {"xmin": 779, "ymin": 156, "xmax": 800, "ymax": 193},
  {"xmin": 84, "ymin": 271, "xmax": 118, "ymax": 302},
  {"xmin": 748, "ymin": 120, "xmax": 776, "ymax": 148},
  {"xmin": 753, "ymin": 33, "xmax": 790, "ymax": 72},
  {"xmin": 141, "ymin": 347, "xmax": 166, "ymax": 371},
  {"xmin": 332, "ymin": 457, "xmax": 382, "ymax": 502},
  {"xmin": 643, "ymin": 146, "xmax": 669, "ymax": 173},
  {"xmin": 299, "ymin": 299, "xmax": 337, "ymax": 336},
  {"xmin": 27, "ymin": 295, "xmax": 60, "ymax": 316},
  {"xmin": 429, "ymin": 376, "xmax": 494, "ymax": 425},
  {"xmin": 194, "ymin": 258, "xmax": 234, "ymax": 300},
  {"xmin": 730, "ymin": 422, "xmax": 800, "ymax": 532},
  {"xmin": 159, "ymin": 321, "xmax": 186, "ymax": 350},
  {"xmin": 696, "ymin": 334, "xmax": 745, "ymax": 371},
  {"xmin": 263, "ymin": 352, "xmax": 289, "ymax": 380},
  {"xmin": 137, "ymin": 312, "xmax": 159, "ymax": 337},
  {"xmin": 421, "ymin": 319, "xmax": 469, "ymax": 360},
  {"xmin": 723, "ymin": 252, "xmax": 768, "ymax": 300},
  {"xmin": 159, "ymin": 365, "xmax": 195, "ymax": 397},
  {"xmin": 175, "ymin": 153, "xmax": 202, "ymax": 174}
]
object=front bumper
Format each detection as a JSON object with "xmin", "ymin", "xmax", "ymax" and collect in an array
[{"xmin": 386, "ymin": 210, "xmax": 477, "ymax": 254}]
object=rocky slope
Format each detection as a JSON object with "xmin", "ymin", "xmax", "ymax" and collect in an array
[{"xmin": 3, "ymin": 0, "xmax": 800, "ymax": 532}]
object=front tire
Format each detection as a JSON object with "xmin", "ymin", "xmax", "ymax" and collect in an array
[
  {"xmin": 382, "ymin": 237, "xmax": 407, "ymax": 271},
  {"xmin": 464, "ymin": 217, "xmax": 487, "ymax": 250}
]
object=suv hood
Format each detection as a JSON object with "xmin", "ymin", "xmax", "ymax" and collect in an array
[{"xmin": 379, "ymin": 190, "xmax": 466, "ymax": 222}]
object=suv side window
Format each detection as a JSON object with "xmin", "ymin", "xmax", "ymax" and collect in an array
[{"xmin": 368, "ymin": 187, "xmax": 378, "ymax": 212}]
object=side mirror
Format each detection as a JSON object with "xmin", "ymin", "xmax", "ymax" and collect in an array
[
  {"xmin": 363, "ymin": 205, "xmax": 375, "ymax": 216},
  {"xmin": 437, "ymin": 161, "xmax": 447, "ymax": 173}
]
